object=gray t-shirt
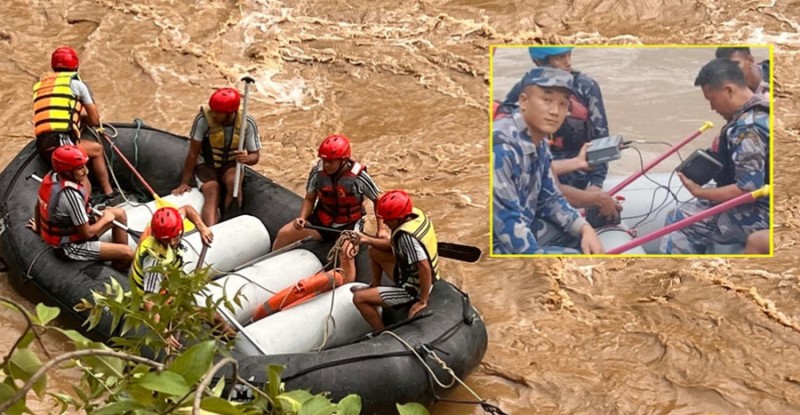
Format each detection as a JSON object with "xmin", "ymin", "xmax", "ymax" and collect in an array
[
  {"xmin": 69, "ymin": 77, "xmax": 94, "ymax": 105},
  {"xmin": 50, "ymin": 173, "xmax": 89, "ymax": 227}
]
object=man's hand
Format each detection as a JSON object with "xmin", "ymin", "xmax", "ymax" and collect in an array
[
  {"xmin": 575, "ymin": 143, "xmax": 592, "ymax": 172},
  {"xmin": 408, "ymin": 300, "xmax": 427, "ymax": 318},
  {"xmin": 27, "ymin": 218, "xmax": 38, "ymax": 234},
  {"xmin": 233, "ymin": 150, "xmax": 249, "ymax": 163},
  {"xmin": 293, "ymin": 217, "xmax": 307, "ymax": 230},
  {"xmin": 595, "ymin": 192, "xmax": 622, "ymax": 222},
  {"xmin": 677, "ymin": 172, "xmax": 702, "ymax": 197},
  {"xmin": 172, "ymin": 183, "xmax": 191, "ymax": 196},
  {"xmin": 579, "ymin": 224, "xmax": 605, "ymax": 254},
  {"xmin": 199, "ymin": 225, "xmax": 214, "ymax": 247}
]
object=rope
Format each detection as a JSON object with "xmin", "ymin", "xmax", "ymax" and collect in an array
[
  {"xmin": 25, "ymin": 246, "xmax": 53, "ymax": 281},
  {"xmin": 311, "ymin": 231, "xmax": 360, "ymax": 351},
  {"xmin": 381, "ymin": 330, "xmax": 511, "ymax": 415}
]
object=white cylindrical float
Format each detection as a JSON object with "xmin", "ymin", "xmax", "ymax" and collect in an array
[
  {"xmin": 596, "ymin": 225, "xmax": 647, "ymax": 254},
  {"xmin": 181, "ymin": 215, "xmax": 271, "ymax": 276},
  {"xmin": 99, "ymin": 188, "xmax": 206, "ymax": 248},
  {"xmin": 235, "ymin": 282, "xmax": 375, "ymax": 356},
  {"xmin": 201, "ymin": 249, "xmax": 324, "ymax": 324}
]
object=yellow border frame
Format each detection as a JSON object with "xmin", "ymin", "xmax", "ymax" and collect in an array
[{"xmin": 488, "ymin": 44, "xmax": 775, "ymax": 258}]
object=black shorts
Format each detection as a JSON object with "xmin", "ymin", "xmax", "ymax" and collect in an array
[
  {"xmin": 36, "ymin": 132, "xmax": 78, "ymax": 166},
  {"xmin": 308, "ymin": 214, "xmax": 364, "ymax": 242},
  {"xmin": 194, "ymin": 162, "xmax": 237, "ymax": 188}
]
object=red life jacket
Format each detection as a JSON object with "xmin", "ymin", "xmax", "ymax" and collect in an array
[
  {"xmin": 37, "ymin": 172, "xmax": 90, "ymax": 246},
  {"xmin": 313, "ymin": 161, "xmax": 367, "ymax": 226},
  {"xmin": 550, "ymin": 94, "xmax": 590, "ymax": 151}
]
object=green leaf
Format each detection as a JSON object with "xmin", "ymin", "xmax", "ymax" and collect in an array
[
  {"xmin": 298, "ymin": 395, "xmax": 336, "ymax": 415},
  {"xmin": 212, "ymin": 377, "xmax": 226, "ymax": 398},
  {"xmin": 91, "ymin": 399, "xmax": 149, "ymax": 415},
  {"xmin": 170, "ymin": 340, "xmax": 217, "ymax": 385},
  {"xmin": 336, "ymin": 394, "xmax": 362, "ymax": 415},
  {"xmin": 15, "ymin": 330, "xmax": 36, "ymax": 350},
  {"xmin": 396, "ymin": 402, "xmax": 431, "ymax": 415},
  {"xmin": 0, "ymin": 382, "xmax": 29, "ymax": 415},
  {"xmin": 136, "ymin": 370, "xmax": 191, "ymax": 397},
  {"xmin": 57, "ymin": 329, "xmax": 91, "ymax": 347},
  {"xmin": 266, "ymin": 365, "xmax": 284, "ymax": 401},
  {"xmin": 8, "ymin": 348, "xmax": 46, "ymax": 398},
  {"xmin": 200, "ymin": 397, "xmax": 244, "ymax": 415},
  {"xmin": 277, "ymin": 389, "xmax": 314, "ymax": 412},
  {"xmin": 35, "ymin": 303, "xmax": 60, "ymax": 325}
]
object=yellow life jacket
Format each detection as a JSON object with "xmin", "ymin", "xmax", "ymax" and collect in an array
[
  {"xmin": 200, "ymin": 107, "xmax": 242, "ymax": 168},
  {"xmin": 130, "ymin": 236, "xmax": 182, "ymax": 295},
  {"xmin": 32, "ymin": 72, "xmax": 83, "ymax": 138},
  {"xmin": 391, "ymin": 208, "xmax": 440, "ymax": 296}
]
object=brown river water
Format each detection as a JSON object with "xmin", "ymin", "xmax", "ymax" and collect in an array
[{"xmin": 1, "ymin": 1, "xmax": 799, "ymax": 414}]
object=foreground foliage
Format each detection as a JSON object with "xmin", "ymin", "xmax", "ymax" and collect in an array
[{"xmin": 0, "ymin": 264, "xmax": 431, "ymax": 414}]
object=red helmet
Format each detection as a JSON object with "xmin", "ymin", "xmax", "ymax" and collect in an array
[
  {"xmin": 318, "ymin": 134, "xmax": 351, "ymax": 160},
  {"xmin": 151, "ymin": 207, "xmax": 184, "ymax": 240},
  {"xmin": 51, "ymin": 145, "xmax": 88, "ymax": 173},
  {"xmin": 51, "ymin": 47, "xmax": 79, "ymax": 71},
  {"xmin": 377, "ymin": 190, "xmax": 413, "ymax": 221},
  {"xmin": 208, "ymin": 88, "xmax": 241, "ymax": 113}
]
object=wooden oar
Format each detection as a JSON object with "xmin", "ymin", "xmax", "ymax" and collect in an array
[
  {"xmin": 98, "ymin": 131, "xmax": 195, "ymax": 233},
  {"xmin": 303, "ymin": 223, "xmax": 482, "ymax": 263}
]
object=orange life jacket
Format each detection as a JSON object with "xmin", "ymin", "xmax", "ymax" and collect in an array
[
  {"xmin": 32, "ymin": 72, "xmax": 84, "ymax": 138},
  {"xmin": 37, "ymin": 172, "xmax": 90, "ymax": 246},
  {"xmin": 251, "ymin": 270, "xmax": 344, "ymax": 322},
  {"xmin": 313, "ymin": 161, "xmax": 366, "ymax": 226}
]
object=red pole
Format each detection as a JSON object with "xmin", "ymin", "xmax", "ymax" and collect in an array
[
  {"xmin": 607, "ymin": 185, "xmax": 770, "ymax": 254},
  {"xmin": 608, "ymin": 122, "xmax": 714, "ymax": 196}
]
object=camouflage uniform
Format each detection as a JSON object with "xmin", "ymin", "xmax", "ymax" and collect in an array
[
  {"xmin": 660, "ymin": 97, "xmax": 769, "ymax": 254},
  {"xmin": 493, "ymin": 67, "xmax": 588, "ymax": 255},
  {"xmin": 499, "ymin": 71, "xmax": 610, "ymax": 189}
]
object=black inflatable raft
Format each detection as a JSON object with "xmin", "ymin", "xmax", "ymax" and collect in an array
[{"xmin": 0, "ymin": 122, "xmax": 487, "ymax": 414}]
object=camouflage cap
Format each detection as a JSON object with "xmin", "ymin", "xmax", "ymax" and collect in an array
[{"xmin": 521, "ymin": 67, "xmax": 574, "ymax": 92}]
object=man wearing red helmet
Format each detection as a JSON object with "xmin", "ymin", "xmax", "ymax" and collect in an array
[
  {"xmin": 33, "ymin": 47, "xmax": 121, "ymax": 205},
  {"xmin": 28, "ymin": 145, "xmax": 132, "ymax": 271},
  {"xmin": 130, "ymin": 206, "xmax": 224, "ymax": 346},
  {"xmin": 130, "ymin": 206, "xmax": 213, "ymax": 296},
  {"xmin": 352, "ymin": 190, "xmax": 437, "ymax": 331},
  {"xmin": 172, "ymin": 87, "xmax": 261, "ymax": 225},
  {"xmin": 272, "ymin": 133, "xmax": 384, "ymax": 250}
]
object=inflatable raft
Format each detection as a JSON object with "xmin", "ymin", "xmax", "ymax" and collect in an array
[{"xmin": 0, "ymin": 122, "xmax": 487, "ymax": 413}]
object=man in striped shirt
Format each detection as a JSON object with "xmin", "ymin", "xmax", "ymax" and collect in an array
[{"xmin": 29, "ymin": 145, "xmax": 132, "ymax": 271}]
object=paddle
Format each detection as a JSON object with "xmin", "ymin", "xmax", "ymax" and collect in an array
[
  {"xmin": 232, "ymin": 76, "xmax": 255, "ymax": 201},
  {"xmin": 231, "ymin": 236, "xmax": 313, "ymax": 272},
  {"xmin": 606, "ymin": 185, "xmax": 770, "ymax": 254},
  {"xmin": 303, "ymin": 223, "xmax": 482, "ymax": 263},
  {"xmin": 98, "ymin": 131, "xmax": 195, "ymax": 233},
  {"xmin": 28, "ymin": 173, "xmax": 143, "ymax": 240}
]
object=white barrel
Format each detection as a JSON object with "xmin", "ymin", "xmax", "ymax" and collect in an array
[
  {"xmin": 180, "ymin": 215, "xmax": 271, "ymax": 276},
  {"xmin": 99, "ymin": 188, "xmax": 206, "ymax": 249},
  {"xmin": 235, "ymin": 282, "xmax": 375, "ymax": 356},
  {"xmin": 201, "ymin": 249, "xmax": 323, "ymax": 324},
  {"xmin": 596, "ymin": 225, "xmax": 647, "ymax": 254}
]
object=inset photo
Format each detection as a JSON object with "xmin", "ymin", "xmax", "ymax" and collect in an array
[{"xmin": 490, "ymin": 45, "xmax": 772, "ymax": 256}]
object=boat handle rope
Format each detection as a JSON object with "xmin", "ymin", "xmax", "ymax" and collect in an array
[{"xmin": 380, "ymin": 331, "xmax": 510, "ymax": 414}]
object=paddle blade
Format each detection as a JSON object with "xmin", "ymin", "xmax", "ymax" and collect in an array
[
  {"xmin": 438, "ymin": 242, "xmax": 481, "ymax": 263},
  {"xmin": 154, "ymin": 195, "xmax": 196, "ymax": 233}
]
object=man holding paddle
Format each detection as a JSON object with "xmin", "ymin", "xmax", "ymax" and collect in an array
[
  {"xmin": 660, "ymin": 58, "xmax": 769, "ymax": 254},
  {"xmin": 28, "ymin": 145, "xmax": 133, "ymax": 271},
  {"xmin": 172, "ymin": 86, "xmax": 261, "ymax": 225},
  {"xmin": 352, "ymin": 190, "xmax": 437, "ymax": 331},
  {"xmin": 272, "ymin": 133, "xmax": 385, "ymax": 250}
]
